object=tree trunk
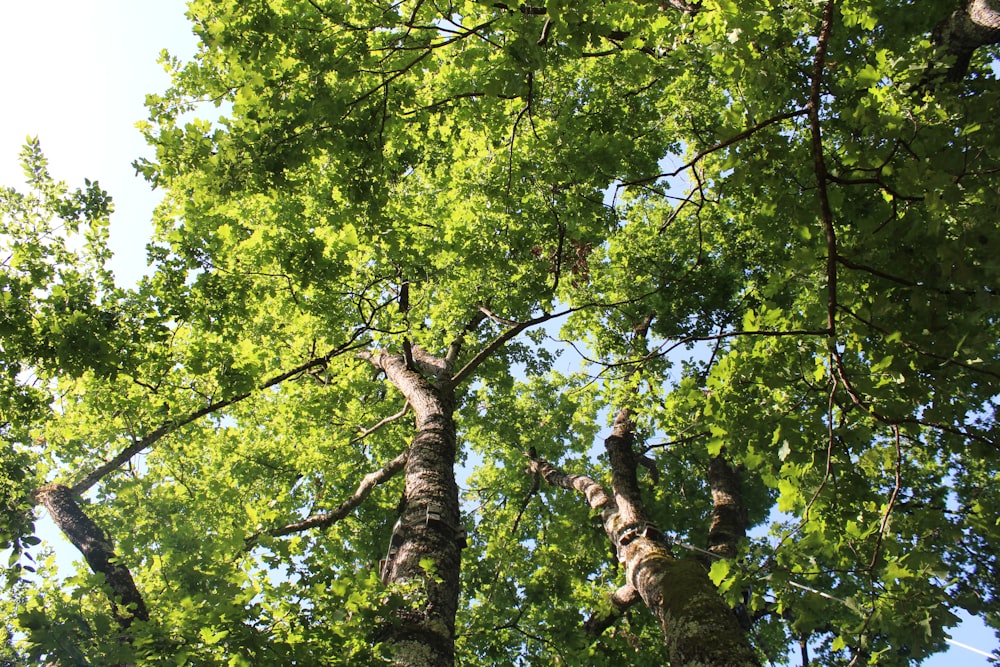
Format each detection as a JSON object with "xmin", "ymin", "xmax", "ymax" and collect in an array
[
  {"xmin": 605, "ymin": 412, "xmax": 759, "ymax": 666},
  {"xmin": 33, "ymin": 484, "xmax": 148, "ymax": 628},
  {"xmin": 933, "ymin": 0, "xmax": 1000, "ymax": 80},
  {"xmin": 531, "ymin": 410, "xmax": 760, "ymax": 666},
  {"xmin": 706, "ymin": 455, "xmax": 747, "ymax": 561},
  {"xmin": 365, "ymin": 350, "xmax": 463, "ymax": 666}
]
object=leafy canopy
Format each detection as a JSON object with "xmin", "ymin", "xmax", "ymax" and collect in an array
[{"xmin": 2, "ymin": 0, "xmax": 1000, "ymax": 664}]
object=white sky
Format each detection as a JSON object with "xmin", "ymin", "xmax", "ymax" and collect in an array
[
  {"xmin": 0, "ymin": 0, "xmax": 197, "ymax": 286},
  {"xmin": 0, "ymin": 2, "xmax": 995, "ymax": 664}
]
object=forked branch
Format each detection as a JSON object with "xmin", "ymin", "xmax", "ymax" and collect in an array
[{"xmin": 447, "ymin": 308, "xmax": 560, "ymax": 388}]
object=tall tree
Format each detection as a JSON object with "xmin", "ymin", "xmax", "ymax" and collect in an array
[{"xmin": 3, "ymin": 0, "xmax": 1000, "ymax": 665}]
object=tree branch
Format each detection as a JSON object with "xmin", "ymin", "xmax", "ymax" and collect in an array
[
  {"xmin": 932, "ymin": 0, "xmax": 1000, "ymax": 81},
  {"xmin": 808, "ymin": 0, "xmax": 838, "ymax": 336},
  {"xmin": 351, "ymin": 402, "xmax": 410, "ymax": 444},
  {"xmin": 840, "ymin": 306, "xmax": 1000, "ymax": 381},
  {"xmin": 33, "ymin": 485, "xmax": 148, "ymax": 628},
  {"xmin": 444, "ymin": 311, "xmax": 488, "ymax": 370},
  {"xmin": 68, "ymin": 337, "xmax": 368, "ymax": 496},
  {"xmin": 583, "ymin": 584, "xmax": 641, "ymax": 636},
  {"xmin": 618, "ymin": 108, "xmax": 809, "ymax": 190},
  {"xmin": 260, "ymin": 450, "xmax": 408, "ymax": 541},
  {"xmin": 867, "ymin": 426, "xmax": 903, "ymax": 572},
  {"xmin": 411, "ymin": 344, "xmax": 451, "ymax": 380},
  {"xmin": 527, "ymin": 456, "xmax": 615, "ymax": 514},
  {"xmin": 447, "ymin": 309, "xmax": 560, "ymax": 389}
]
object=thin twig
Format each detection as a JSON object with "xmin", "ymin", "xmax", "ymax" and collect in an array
[
  {"xmin": 868, "ymin": 426, "xmax": 903, "ymax": 571},
  {"xmin": 618, "ymin": 108, "xmax": 809, "ymax": 189}
]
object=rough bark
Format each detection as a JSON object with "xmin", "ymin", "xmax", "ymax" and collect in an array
[
  {"xmin": 932, "ymin": 0, "xmax": 1000, "ymax": 80},
  {"xmin": 605, "ymin": 413, "xmax": 759, "ymax": 666},
  {"xmin": 706, "ymin": 455, "xmax": 747, "ymax": 561},
  {"xmin": 364, "ymin": 350, "xmax": 463, "ymax": 667},
  {"xmin": 34, "ymin": 484, "xmax": 148, "ymax": 628},
  {"xmin": 531, "ymin": 411, "xmax": 760, "ymax": 666}
]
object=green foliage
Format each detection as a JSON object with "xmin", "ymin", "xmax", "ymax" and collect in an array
[
  {"xmin": 0, "ymin": 140, "xmax": 136, "ymax": 584},
  {"xmin": 4, "ymin": 0, "xmax": 1000, "ymax": 664}
]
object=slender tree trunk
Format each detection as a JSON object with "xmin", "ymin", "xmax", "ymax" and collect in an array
[
  {"xmin": 33, "ymin": 484, "xmax": 148, "ymax": 628},
  {"xmin": 365, "ymin": 350, "xmax": 463, "ymax": 666},
  {"xmin": 531, "ymin": 410, "xmax": 760, "ymax": 666}
]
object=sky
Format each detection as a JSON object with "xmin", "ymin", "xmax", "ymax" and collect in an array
[
  {"xmin": 0, "ymin": 0, "xmax": 197, "ymax": 287},
  {"xmin": 0, "ymin": 2, "xmax": 996, "ymax": 665}
]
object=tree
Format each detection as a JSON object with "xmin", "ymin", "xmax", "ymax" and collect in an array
[{"xmin": 2, "ymin": 0, "xmax": 1000, "ymax": 664}]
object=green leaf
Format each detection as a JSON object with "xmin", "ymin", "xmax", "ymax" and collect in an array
[
  {"xmin": 199, "ymin": 628, "xmax": 230, "ymax": 645},
  {"xmin": 708, "ymin": 559, "xmax": 732, "ymax": 586}
]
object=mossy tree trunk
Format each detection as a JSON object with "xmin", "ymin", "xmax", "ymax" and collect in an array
[{"xmin": 531, "ymin": 410, "xmax": 760, "ymax": 666}]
